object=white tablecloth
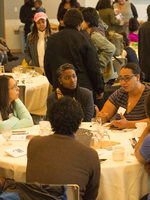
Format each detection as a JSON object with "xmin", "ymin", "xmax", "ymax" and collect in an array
[{"xmin": 0, "ymin": 123, "xmax": 149, "ymax": 200}]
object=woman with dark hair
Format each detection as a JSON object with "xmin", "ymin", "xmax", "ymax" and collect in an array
[
  {"xmin": 25, "ymin": 12, "xmax": 51, "ymax": 74},
  {"xmin": 96, "ymin": 0, "xmax": 122, "ymax": 32},
  {"xmin": 0, "ymin": 75, "xmax": 33, "ymax": 130},
  {"xmin": 46, "ymin": 63, "xmax": 94, "ymax": 122},
  {"xmin": 57, "ymin": 0, "xmax": 80, "ymax": 31},
  {"xmin": 119, "ymin": 31, "xmax": 139, "ymax": 65},
  {"xmin": 96, "ymin": 63, "xmax": 150, "ymax": 129},
  {"xmin": 128, "ymin": 17, "xmax": 139, "ymax": 42}
]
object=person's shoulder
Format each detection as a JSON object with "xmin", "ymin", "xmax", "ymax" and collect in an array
[
  {"xmin": 74, "ymin": 138, "xmax": 98, "ymax": 157},
  {"xmin": 79, "ymin": 87, "xmax": 92, "ymax": 96},
  {"xmin": 15, "ymin": 98, "xmax": 23, "ymax": 105}
]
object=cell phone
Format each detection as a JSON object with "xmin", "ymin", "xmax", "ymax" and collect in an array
[{"xmin": 129, "ymin": 138, "xmax": 139, "ymax": 149}]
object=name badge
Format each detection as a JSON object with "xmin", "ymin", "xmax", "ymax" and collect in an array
[{"xmin": 117, "ymin": 107, "xmax": 126, "ymax": 115}]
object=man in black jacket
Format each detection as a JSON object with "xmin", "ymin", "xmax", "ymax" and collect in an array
[
  {"xmin": 19, "ymin": 0, "xmax": 35, "ymax": 42},
  {"xmin": 138, "ymin": 5, "xmax": 150, "ymax": 82},
  {"xmin": 44, "ymin": 8, "xmax": 104, "ymax": 108}
]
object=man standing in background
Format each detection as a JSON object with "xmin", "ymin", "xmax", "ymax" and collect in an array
[
  {"xmin": 138, "ymin": 5, "xmax": 150, "ymax": 82},
  {"xmin": 19, "ymin": 0, "xmax": 35, "ymax": 42}
]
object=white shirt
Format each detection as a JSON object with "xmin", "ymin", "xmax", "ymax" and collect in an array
[{"xmin": 37, "ymin": 31, "xmax": 45, "ymax": 73}]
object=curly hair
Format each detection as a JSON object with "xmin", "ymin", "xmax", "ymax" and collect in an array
[
  {"xmin": 145, "ymin": 91, "xmax": 150, "ymax": 118},
  {"xmin": 96, "ymin": 0, "xmax": 112, "ymax": 10},
  {"xmin": 61, "ymin": 0, "xmax": 78, "ymax": 7},
  {"xmin": 0, "ymin": 75, "xmax": 15, "ymax": 120},
  {"xmin": 129, "ymin": 17, "xmax": 139, "ymax": 32},
  {"xmin": 63, "ymin": 8, "xmax": 83, "ymax": 29},
  {"xmin": 48, "ymin": 96, "xmax": 83, "ymax": 135},
  {"xmin": 28, "ymin": 19, "xmax": 51, "ymax": 43},
  {"xmin": 82, "ymin": 7, "xmax": 99, "ymax": 28}
]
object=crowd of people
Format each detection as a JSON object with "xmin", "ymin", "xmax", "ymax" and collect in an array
[{"xmin": 1, "ymin": 0, "xmax": 150, "ymax": 199}]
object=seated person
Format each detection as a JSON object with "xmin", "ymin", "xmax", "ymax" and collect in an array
[
  {"xmin": 128, "ymin": 17, "xmax": 139, "ymax": 43},
  {"xmin": 0, "ymin": 75, "xmax": 33, "ymax": 130},
  {"xmin": 26, "ymin": 96, "xmax": 100, "ymax": 200},
  {"xmin": 0, "ymin": 37, "xmax": 18, "ymax": 62},
  {"xmin": 120, "ymin": 31, "xmax": 139, "ymax": 65},
  {"xmin": 135, "ymin": 92, "xmax": 150, "ymax": 200},
  {"xmin": 46, "ymin": 63, "xmax": 94, "ymax": 122},
  {"xmin": 96, "ymin": 63, "xmax": 150, "ymax": 129}
]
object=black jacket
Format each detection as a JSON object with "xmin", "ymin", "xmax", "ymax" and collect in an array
[
  {"xmin": 19, "ymin": 2, "xmax": 34, "ymax": 34},
  {"xmin": 44, "ymin": 28, "xmax": 104, "ymax": 94},
  {"xmin": 138, "ymin": 21, "xmax": 150, "ymax": 76}
]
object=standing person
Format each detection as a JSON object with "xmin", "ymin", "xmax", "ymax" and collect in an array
[
  {"xmin": 25, "ymin": 12, "xmax": 51, "ymax": 74},
  {"xmin": 113, "ymin": 0, "xmax": 138, "ymax": 33},
  {"xmin": 34, "ymin": 0, "xmax": 46, "ymax": 13},
  {"xmin": 44, "ymin": 8, "xmax": 104, "ymax": 109},
  {"xmin": 96, "ymin": 0, "xmax": 122, "ymax": 32},
  {"xmin": 138, "ymin": 5, "xmax": 150, "ymax": 82},
  {"xmin": 26, "ymin": 96, "xmax": 100, "ymax": 200},
  {"xmin": 0, "ymin": 75, "xmax": 33, "ymax": 130},
  {"xmin": 57, "ymin": 0, "xmax": 80, "ymax": 31},
  {"xmin": 19, "ymin": 0, "xmax": 35, "ymax": 42},
  {"xmin": 81, "ymin": 7, "xmax": 117, "ymax": 84},
  {"xmin": 46, "ymin": 63, "xmax": 94, "ymax": 122}
]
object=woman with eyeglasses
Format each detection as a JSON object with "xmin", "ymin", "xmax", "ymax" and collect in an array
[
  {"xmin": 0, "ymin": 75, "xmax": 33, "ymax": 130},
  {"xmin": 96, "ymin": 63, "xmax": 150, "ymax": 129},
  {"xmin": 46, "ymin": 63, "xmax": 94, "ymax": 122}
]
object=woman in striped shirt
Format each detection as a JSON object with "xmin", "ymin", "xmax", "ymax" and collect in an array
[{"xmin": 96, "ymin": 62, "xmax": 150, "ymax": 129}]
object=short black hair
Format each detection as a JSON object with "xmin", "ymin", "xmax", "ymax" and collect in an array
[
  {"xmin": 129, "ymin": 17, "xmax": 139, "ymax": 32},
  {"xmin": 63, "ymin": 8, "xmax": 83, "ymax": 29},
  {"xmin": 82, "ymin": 7, "xmax": 99, "ymax": 27},
  {"xmin": 56, "ymin": 63, "xmax": 75, "ymax": 80},
  {"xmin": 48, "ymin": 96, "xmax": 83, "ymax": 135}
]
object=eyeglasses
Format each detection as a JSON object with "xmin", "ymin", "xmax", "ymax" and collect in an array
[
  {"xmin": 118, "ymin": 74, "xmax": 136, "ymax": 82},
  {"xmin": 9, "ymin": 83, "xmax": 18, "ymax": 90}
]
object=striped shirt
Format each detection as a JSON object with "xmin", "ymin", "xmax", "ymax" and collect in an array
[{"xmin": 109, "ymin": 84, "xmax": 150, "ymax": 121}]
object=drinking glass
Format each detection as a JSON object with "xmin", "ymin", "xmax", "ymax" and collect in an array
[
  {"xmin": 1, "ymin": 125, "xmax": 12, "ymax": 145},
  {"xmin": 39, "ymin": 121, "xmax": 51, "ymax": 136}
]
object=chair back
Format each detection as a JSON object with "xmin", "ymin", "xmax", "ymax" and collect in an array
[{"xmin": 0, "ymin": 178, "xmax": 80, "ymax": 200}]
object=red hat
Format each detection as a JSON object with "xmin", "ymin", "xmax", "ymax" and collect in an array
[{"xmin": 34, "ymin": 12, "xmax": 48, "ymax": 22}]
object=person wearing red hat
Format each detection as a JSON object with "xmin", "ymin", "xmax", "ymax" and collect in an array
[{"xmin": 25, "ymin": 12, "xmax": 51, "ymax": 74}]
